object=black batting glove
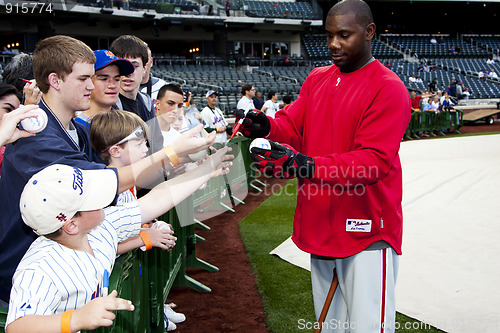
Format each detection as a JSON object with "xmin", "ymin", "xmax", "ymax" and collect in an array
[{"xmin": 250, "ymin": 140, "xmax": 314, "ymax": 179}]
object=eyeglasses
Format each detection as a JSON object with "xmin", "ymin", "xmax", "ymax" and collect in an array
[{"xmin": 102, "ymin": 127, "xmax": 145, "ymax": 152}]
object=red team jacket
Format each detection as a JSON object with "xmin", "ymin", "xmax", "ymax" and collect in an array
[{"xmin": 269, "ymin": 60, "xmax": 410, "ymax": 258}]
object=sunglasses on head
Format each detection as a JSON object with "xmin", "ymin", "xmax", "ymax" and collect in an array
[{"xmin": 102, "ymin": 127, "xmax": 145, "ymax": 152}]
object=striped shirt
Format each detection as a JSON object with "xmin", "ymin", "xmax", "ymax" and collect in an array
[
  {"xmin": 116, "ymin": 187, "xmax": 136, "ymax": 206},
  {"xmin": 6, "ymin": 202, "xmax": 141, "ymax": 327}
]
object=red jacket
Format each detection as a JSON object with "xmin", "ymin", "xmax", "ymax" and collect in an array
[{"xmin": 269, "ymin": 60, "xmax": 410, "ymax": 257}]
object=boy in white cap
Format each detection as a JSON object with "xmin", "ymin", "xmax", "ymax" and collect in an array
[
  {"xmin": 6, "ymin": 146, "xmax": 229, "ymax": 332},
  {"xmin": 6, "ymin": 165, "xmax": 136, "ymax": 332}
]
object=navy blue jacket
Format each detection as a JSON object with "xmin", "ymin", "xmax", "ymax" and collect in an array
[{"xmin": 0, "ymin": 99, "xmax": 115, "ymax": 301}]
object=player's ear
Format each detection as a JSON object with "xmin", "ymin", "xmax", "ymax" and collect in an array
[{"xmin": 365, "ymin": 23, "xmax": 376, "ymax": 41}]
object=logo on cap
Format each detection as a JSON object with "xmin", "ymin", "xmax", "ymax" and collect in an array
[
  {"xmin": 104, "ymin": 50, "xmax": 115, "ymax": 59},
  {"xmin": 72, "ymin": 168, "xmax": 84, "ymax": 195},
  {"xmin": 56, "ymin": 213, "xmax": 67, "ymax": 222}
]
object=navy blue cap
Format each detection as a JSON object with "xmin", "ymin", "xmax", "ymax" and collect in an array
[{"xmin": 93, "ymin": 50, "xmax": 134, "ymax": 76}]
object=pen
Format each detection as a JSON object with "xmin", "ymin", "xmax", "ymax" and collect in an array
[
  {"xmin": 230, "ymin": 111, "xmax": 250, "ymax": 140},
  {"xmin": 230, "ymin": 109, "xmax": 263, "ymax": 140},
  {"xmin": 19, "ymin": 78, "xmax": 32, "ymax": 84},
  {"xmin": 102, "ymin": 269, "xmax": 109, "ymax": 296}
]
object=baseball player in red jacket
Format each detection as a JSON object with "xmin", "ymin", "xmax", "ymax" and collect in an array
[{"xmin": 238, "ymin": 0, "xmax": 411, "ymax": 331}]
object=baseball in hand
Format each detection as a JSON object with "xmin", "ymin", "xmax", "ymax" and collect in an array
[
  {"xmin": 20, "ymin": 108, "xmax": 48, "ymax": 133},
  {"xmin": 249, "ymin": 138, "xmax": 271, "ymax": 153}
]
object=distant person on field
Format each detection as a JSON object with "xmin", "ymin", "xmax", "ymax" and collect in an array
[
  {"xmin": 201, "ymin": 90, "xmax": 228, "ymax": 144},
  {"xmin": 236, "ymin": 83, "xmax": 256, "ymax": 112},
  {"xmin": 252, "ymin": 90, "xmax": 264, "ymax": 110},
  {"xmin": 261, "ymin": 90, "xmax": 279, "ymax": 118}
]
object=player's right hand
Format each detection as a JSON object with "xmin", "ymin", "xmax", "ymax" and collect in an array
[
  {"xmin": 73, "ymin": 290, "xmax": 134, "ymax": 331},
  {"xmin": 234, "ymin": 109, "xmax": 271, "ymax": 138},
  {"xmin": 250, "ymin": 140, "xmax": 315, "ymax": 179}
]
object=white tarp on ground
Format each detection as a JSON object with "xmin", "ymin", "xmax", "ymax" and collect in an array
[{"xmin": 270, "ymin": 134, "xmax": 500, "ymax": 333}]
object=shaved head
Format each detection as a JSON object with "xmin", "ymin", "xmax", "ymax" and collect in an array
[{"xmin": 327, "ymin": 0, "xmax": 373, "ymax": 28}]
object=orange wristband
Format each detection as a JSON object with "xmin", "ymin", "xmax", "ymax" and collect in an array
[
  {"xmin": 61, "ymin": 309, "xmax": 74, "ymax": 333},
  {"xmin": 139, "ymin": 230, "xmax": 153, "ymax": 250},
  {"xmin": 162, "ymin": 145, "xmax": 179, "ymax": 167}
]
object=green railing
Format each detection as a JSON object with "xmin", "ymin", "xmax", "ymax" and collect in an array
[
  {"xmin": 0, "ymin": 137, "xmax": 261, "ymax": 333},
  {"xmin": 404, "ymin": 110, "xmax": 463, "ymax": 140}
]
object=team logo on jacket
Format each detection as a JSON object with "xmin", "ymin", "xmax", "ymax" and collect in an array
[{"xmin": 346, "ymin": 219, "xmax": 372, "ymax": 232}]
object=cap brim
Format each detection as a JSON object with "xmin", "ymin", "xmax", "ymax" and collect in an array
[
  {"xmin": 97, "ymin": 59, "xmax": 135, "ymax": 76},
  {"xmin": 78, "ymin": 168, "xmax": 118, "ymax": 212}
]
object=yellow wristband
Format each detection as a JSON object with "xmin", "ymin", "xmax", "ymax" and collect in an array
[
  {"xmin": 162, "ymin": 145, "xmax": 179, "ymax": 167},
  {"xmin": 61, "ymin": 310, "xmax": 74, "ymax": 333},
  {"xmin": 139, "ymin": 230, "xmax": 153, "ymax": 250}
]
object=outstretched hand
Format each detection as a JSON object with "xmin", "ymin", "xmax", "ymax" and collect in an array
[
  {"xmin": 170, "ymin": 124, "xmax": 216, "ymax": 157},
  {"xmin": 72, "ymin": 290, "xmax": 134, "ymax": 331},
  {"xmin": 201, "ymin": 146, "xmax": 233, "ymax": 178}
]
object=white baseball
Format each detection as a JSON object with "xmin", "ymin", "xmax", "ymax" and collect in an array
[
  {"xmin": 20, "ymin": 108, "xmax": 48, "ymax": 133},
  {"xmin": 249, "ymin": 138, "xmax": 271, "ymax": 152}
]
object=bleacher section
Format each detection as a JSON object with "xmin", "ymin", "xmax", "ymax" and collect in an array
[
  {"xmin": 151, "ymin": 63, "xmax": 310, "ymax": 112},
  {"xmin": 464, "ymin": 35, "xmax": 500, "ymax": 56},
  {"xmin": 302, "ymin": 34, "xmax": 328, "ymax": 60},
  {"xmin": 243, "ymin": 0, "xmax": 317, "ymax": 19},
  {"xmin": 381, "ymin": 34, "xmax": 491, "ymax": 59},
  {"xmin": 302, "ymin": 34, "xmax": 404, "ymax": 63},
  {"xmin": 76, "ymin": 0, "xmax": 319, "ymax": 18},
  {"xmin": 438, "ymin": 58, "xmax": 500, "ymax": 80},
  {"xmin": 300, "ymin": 34, "xmax": 500, "ymax": 99},
  {"xmin": 382, "ymin": 59, "xmax": 500, "ymax": 99},
  {"xmin": 372, "ymin": 39, "xmax": 404, "ymax": 59}
]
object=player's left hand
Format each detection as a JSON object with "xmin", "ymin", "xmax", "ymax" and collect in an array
[
  {"xmin": 234, "ymin": 109, "xmax": 270, "ymax": 138},
  {"xmin": 250, "ymin": 140, "xmax": 315, "ymax": 179}
]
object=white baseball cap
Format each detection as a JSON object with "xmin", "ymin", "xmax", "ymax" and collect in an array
[
  {"xmin": 205, "ymin": 90, "xmax": 218, "ymax": 98},
  {"xmin": 20, "ymin": 164, "xmax": 118, "ymax": 235}
]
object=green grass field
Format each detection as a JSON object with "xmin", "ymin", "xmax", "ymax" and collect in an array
[{"xmin": 239, "ymin": 179, "xmax": 444, "ymax": 333}]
